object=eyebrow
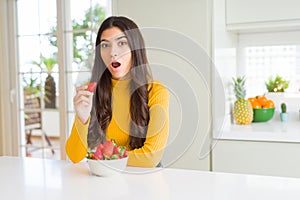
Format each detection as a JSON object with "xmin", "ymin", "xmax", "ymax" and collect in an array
[
  {"xmin": 115, "ymin": 35, "xmax": 127, "ymax": 40},
  {"xmin": 100, "ymin": 35, "xmax": 127, "ymax": 43}
]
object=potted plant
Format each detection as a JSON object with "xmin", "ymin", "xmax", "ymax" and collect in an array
[
  {"xmin": 265, "ymin": 75, "xmax": 290, "ymax": 110},
  {"xmin": 32, "ymin": 54, "xmax": 57, "ymax": 109},
  {"xmin": 280, "ymin": 103, "xmax": 288, "ymax": 122},
  {"xmin": 23, "ymin": 72, "xmax": 41, "ymax": 98},
  {"xmin": 265, "ymin": 75, "xmax": 289, "ymax": 93}
]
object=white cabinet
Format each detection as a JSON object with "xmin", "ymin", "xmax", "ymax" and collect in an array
[
  {"xmin": 212, "ymin": 140, "xmax": 300, "ymax": 178},
  {"xmin": 226, "ymin": 0, "xmax": 300, "ymax": 31}
]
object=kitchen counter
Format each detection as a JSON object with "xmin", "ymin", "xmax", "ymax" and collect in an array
[
  {"xmin": 214, "ymin": 114, "xmax": 300, "ymax": 143},
  {"xmin": 0, "ymin": 156, "xmax": 300, "ymax": 199}
]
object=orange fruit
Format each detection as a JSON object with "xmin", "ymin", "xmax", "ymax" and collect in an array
[
  {"xmin": 263, "ymin": 99, "xmax": 275, "ymax": 108},
  {"xmin": 256, "ymin": 96, "xmax": 268, "ymax": 107},
  {"xmin": 248, "ymin": 97, "xmax": 256, "ymax": 104},
  {"xmin": 251, "ymin": 101, "xmax": 262, "ymax": 109}
]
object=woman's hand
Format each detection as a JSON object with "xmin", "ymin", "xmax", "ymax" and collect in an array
[{"xmin": 73, "ymin": 85, "xmax": 94, "ymax": 124}]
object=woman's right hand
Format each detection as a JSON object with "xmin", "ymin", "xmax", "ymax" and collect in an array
[{"xmin": 73, "ymin": 85, "xmax": 94, "ymax": 124}]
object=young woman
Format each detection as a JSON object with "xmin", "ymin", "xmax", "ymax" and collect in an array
[{"xmin": 65, "ymin": 16, "xmax": 169, "ymax": 168}]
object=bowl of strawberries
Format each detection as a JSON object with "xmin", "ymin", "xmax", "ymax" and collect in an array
[{"xmin": 86, "ymin": 140, "xmax": 128, "ymax": 176}]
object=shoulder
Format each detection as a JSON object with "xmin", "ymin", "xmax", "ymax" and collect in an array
[
  {"xmin": 148, "ymin": 80, "xmax": 169, "ymax": 97},
  {"xmin": 148, "ymin": 80, "xmax": 170, "ymax": 105}
]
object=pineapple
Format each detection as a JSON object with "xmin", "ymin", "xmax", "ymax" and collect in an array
[{"xmin": 232, "ymin": 76, "xmax": 253, "ymax": 125}]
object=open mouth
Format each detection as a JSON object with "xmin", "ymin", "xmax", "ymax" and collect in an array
[{"xmin": 111, "ymin": 61, "xmax": 121, "ymax": 68}]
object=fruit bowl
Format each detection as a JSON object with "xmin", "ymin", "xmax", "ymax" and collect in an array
[
  {"xmin": 87, "ymin": 156, "xmax": 128, "ymax": 176},
  {"xmin": 252, "ymin": 108, "xmax": 275, "ymax": 122},
  {"xmin": 86, "ymin": 140, "xmax": 129, "ymax": 176}
]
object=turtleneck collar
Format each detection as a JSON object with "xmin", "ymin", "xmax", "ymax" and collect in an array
[{"xmin": 111, "ymin": 78, "xmax": 131, "ymax": 88}]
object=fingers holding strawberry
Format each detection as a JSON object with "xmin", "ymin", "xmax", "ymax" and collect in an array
[
  {"xmin": 87, "ymin": 82, "xmax": 97, "ymax": 92},
  {"xmin": 73, "ymin": 84, "xmax": 94, "ymax": 124}
]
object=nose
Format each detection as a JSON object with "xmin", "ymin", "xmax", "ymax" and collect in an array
[
  {"xmin": 110, "ymin": 43, "xmax": 118, "ymax": 58},
  {"xmin": 111, "ymin": 51, "xmax": 117, "ymax": 57}
]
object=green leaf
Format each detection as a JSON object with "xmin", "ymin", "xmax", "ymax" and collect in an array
[
  {"xmin": 111, "ymin": 154, "xmax": 119, "ymax": 159},
  {"xmin": 265, "ymin": 75, "xmax": 289, "ymax": 92}
]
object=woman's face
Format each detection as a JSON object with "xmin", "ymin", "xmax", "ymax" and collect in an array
[{"xmin": 100, "ymin": 27, "xmax": 132, "ymax": 80}]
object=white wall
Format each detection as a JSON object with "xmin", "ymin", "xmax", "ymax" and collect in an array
[
  {"xmin": 212, "ymin": 0, "xmax": 238, "ymax": 107},
  {"xmin": 113, "ymin": 0, "xmax": 212, "ymax": 170},
  {"xmin": 211, "ymin": 0, "xmax": 238, "ymax": 141}
]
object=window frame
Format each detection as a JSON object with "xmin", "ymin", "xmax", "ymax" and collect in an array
[
  {"xmin": 2, "ymin": 0, "xmax": 111, "ymax": 159},
  {"xmin": 236, "ymin": 31, "xmax": 300, "ymax": 97}
]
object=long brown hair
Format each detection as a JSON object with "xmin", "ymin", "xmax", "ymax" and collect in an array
[{"xmin": 88, "ymin": 16, "xmax": 152, "ymax": 150}]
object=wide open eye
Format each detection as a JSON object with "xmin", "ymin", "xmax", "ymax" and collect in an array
[
  {"xmin": 118, "ymin": 41, "xmax": 128, "ymax": 46},
  {"xmin": 100, "ymin": 42, "xmax": 110, "ymax": 48}
]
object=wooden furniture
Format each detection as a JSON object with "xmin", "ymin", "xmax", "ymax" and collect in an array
[{"xmin": 24, "ymin": 95, "xmax": 54, "ymax": 155}]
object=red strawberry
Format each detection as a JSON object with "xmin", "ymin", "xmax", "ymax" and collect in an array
[
  {"xmin": 93, "ymin": 144, "xmax": 103, "ymax": 160},
  {"xmin": 102, "ymin": 141, "xmax": 114, "ymax": 158},
  {"xmin": 113, "ymin": 146, "xmax": 121, "ymax": 155},
  {"xmin": 92, "ymin": 153, "xmax": 102, "ymax": 160},
  {"xmin": 123, "ymin": 149, "xmax": 128, "ymax": 157},
  {"xmin": 87, "ymin": 82, "xmax": 97, "ymax": 92}
]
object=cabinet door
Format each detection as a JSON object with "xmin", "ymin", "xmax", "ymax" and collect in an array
[
  {"xmin": 226, "ymin": 0, "xmax": 300, "ymax": 30},
  {"xmin": 212, "ymin": 140, "xmax": 300, "ymax": 178}
]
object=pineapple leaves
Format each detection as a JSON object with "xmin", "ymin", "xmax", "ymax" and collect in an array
[{"xmin": 232, "ymin": 76, "xmax": 247, "ymax": 100}]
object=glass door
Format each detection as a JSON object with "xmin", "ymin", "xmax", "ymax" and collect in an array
[
  {"xmin": 15, "ymin": 0, "xmax": 111, "ymax": 160},
  {"xmin": 17, "ymin": 0, "xmax": 59, "ymax": 159}
]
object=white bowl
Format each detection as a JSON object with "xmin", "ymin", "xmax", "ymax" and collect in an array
[{"xmin": 87, "ymin": 157, "xmax": 128, "ymax": 176}]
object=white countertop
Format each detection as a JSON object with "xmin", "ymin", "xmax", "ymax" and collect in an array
[
  {"xmin": 214, "ymin": 114, "xmax": 300, "ymax": 143},
  {"xmin": 1, "ymin": 156, "xmax": 300, "ymax": 200}
]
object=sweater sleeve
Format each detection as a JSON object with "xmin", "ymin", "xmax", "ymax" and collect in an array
[
  {"xmin": 65, "ymin": 115, "xmax": 90, "ymax": 163},
  {"xmin": 127, "ymin": 82, "xmax": 170, "ymax": 168}
]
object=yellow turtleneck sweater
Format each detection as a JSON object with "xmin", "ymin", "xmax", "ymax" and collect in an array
[{"xmin": 65, "ymin": 79, "xmax": 169, "ymax": 168}]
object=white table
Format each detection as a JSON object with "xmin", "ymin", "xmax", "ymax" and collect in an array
[{"xmin": 0, "ymin": 156, "xmax": 300, "ymax": 200}]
